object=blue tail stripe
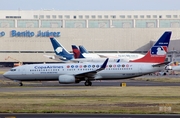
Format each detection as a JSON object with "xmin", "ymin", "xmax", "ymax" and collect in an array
[
  {"xmin": 79, "ymin": 45, "xmax": 88, "ymax": 53},
  {"xmin": 153, "ymin": 31, "xmax": 171, "ymax": 47}
]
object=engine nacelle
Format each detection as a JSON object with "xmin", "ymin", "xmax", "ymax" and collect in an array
[
  {"xmin": 165, "ymin": 65, "xmax": 172, "ymax": 70},
  {"xmin": 58, "ymin": 75, "xmax": 76, "ymax": 84}
]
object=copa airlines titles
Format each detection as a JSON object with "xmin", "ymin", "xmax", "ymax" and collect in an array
[{"xmin": 9, "ymin": 30, "xmax": 60, "ymax": 37}]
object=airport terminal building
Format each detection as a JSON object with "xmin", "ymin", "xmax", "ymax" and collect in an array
[{"xmin": 0, "ymin": 10, "xmax": 180, "ymax": 66}]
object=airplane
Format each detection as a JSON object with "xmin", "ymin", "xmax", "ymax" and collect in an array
[
  {"xmin": 79, "ymin": 45, "xmax": 88, "ymax": 53},
  {"xmin": 44, "ymin": 36, "xmax": 74, "ymax": 62},
  {"xmin": 78, "ymin": 45, "xmax": 145, "ymax": 61},
  {"xmin": 165, "ymin": 62, "xmax": 180, "ymax": 71},
  {"xmin": 46, "ymin": 36, "xmax": 144, "ymax": 62},
  {"xmin": 3, "ymin": 31, "xmax": 172, "ymax": 86},
  {"xmin": 45, "ymin": 37, "xmax": 118, "ymax": 63},
  {"xmin": 72, "ymin": 45, "xmax": 123, "ymax": 62}
]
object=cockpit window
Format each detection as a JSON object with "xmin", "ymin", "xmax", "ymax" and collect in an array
[{"xmin": 10, "ymin": 69, "xmax": 16, "ymax": 71}]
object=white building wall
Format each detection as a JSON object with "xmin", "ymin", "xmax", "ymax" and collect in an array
[{"xmin": 0, "ymin": 10, "xmax": 180, "ymax": 62}]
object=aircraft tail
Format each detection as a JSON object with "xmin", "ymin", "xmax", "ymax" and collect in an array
[
  {"xmin": 72, "ymin": 45, "xmax": 85, "ymax": 59},
  {"xmin": 130, "ymin": 31, "xmax": 172, "ymax": 63},
  {"xmin": 49, "ymin": 36, "xmax": 73, "ymax": 60},
  {"xmin": 79, "ymin": 45, "xmax": 88, "ymax": 53}
]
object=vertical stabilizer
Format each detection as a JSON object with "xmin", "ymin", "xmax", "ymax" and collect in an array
[
  {"xmin": 72, "ymin": 45, "xmax": 85, "ymax": 59},
  {"xmin": 131, "ymin": 31, "xmax": 172, "ymax": 63},
  {"xmin": 49, "ymin": 36, "xmax": 73, "ymax": 60}
]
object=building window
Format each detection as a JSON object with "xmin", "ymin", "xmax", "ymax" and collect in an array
[
  {"xmin": 153, "ymin": 15, "xmax": 157, "ymax": 18},
  {"xmin": 6, "ymin": 16, "xmax": 21, "ymax": 19},
  {"xmin": 34, "ymin": 15, "xmax": 38, "ymax": 19},
  {"xmin": 146, "ymin": 22, "xmax": 155, "ymax": 28},
  {"xmin": 146, "ymin": 15, "xmax": 151, "ymax": 18},
  {"xmin": 104, "ymin": 15, "xmax": 108, "ymax": 18},
  {"xmin": 52, "ymin": 15, "xmax": 56, "ymax": 19},
  {"xmin": 74, "ymin": 16, "xmax": 76, "ymax": 19},
  {"xmin": 98, "ymin": 15, "xmax": 102, "ymax": 18},
  {"xmin": 134, "ymin": 15, "xmax": 138, "ymax": 18},
  {"xmin": 85, "ymin": 15, "xmax": 89, "ymax": 19},
  {"xmin": 111, "ymin": 15, "xmax": 116, "ymax": 18},
  {"xmin": 166, "ymin": 15, "xmax": 171, "ymax": 18},
  {"xmin": 26, "ymin": 22, "xmax": 34, "ymax": 28},
  {"xmin": 79, "ymin": 15, "xmax": 83, "ymax": 19},
  {"xmin": 65, "ymin": 15, "xmax": 70, "ymax": 19},
  {"xmin": 120, "ymin": 15, "xmax": 125, "ymax": 18},
  {"xmin": 1, "ymin": 22, "xmax": 10, "ymax": 28},
  {"xmin": 140, "ymin": 15, "xmax": 144, "ymax": 18},
  {"xmin": 127, "ymin": 15, "xmax": 131, "ymax": 18},
  {"xmin": 58, "ymin": 15, "xmax": 63, "ymax": 19},
  {"xmin": 91, "ymin": 15, "xmax": 96, "ymax": 18},
  {"xmin": 173, "ymin": 15, "xmax": 178, "ymax": 18},
  {"xmin": 40, "ymin": 15, "xmax": 44, "ymax": 19},
  {"xmin": 159, "ymin": 15, "xmax": 162, "ymax": 18},
  {"xmin": 46, "ymin": 15, "xmax": 50, "ymax": 19}
]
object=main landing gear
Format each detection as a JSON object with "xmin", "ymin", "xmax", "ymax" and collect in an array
[
  {"xmin": 84, "ymin": 81, "xmax": 92, "ymax": 86},
  {"xmin": 19, "ymin": 82, "xmax": 23, "ymax": 86}
]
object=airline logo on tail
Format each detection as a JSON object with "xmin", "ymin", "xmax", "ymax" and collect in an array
[
  {"xmin": 151, "ymin": 46, "xmax": 167, "ymax": 56},
  {"xmin": 131, "ymin": 31, "xmax": 172, "ymax": 63},
  {"xmin": 55, "ymin": 47, "xmax": 63, "ymax": 54}
]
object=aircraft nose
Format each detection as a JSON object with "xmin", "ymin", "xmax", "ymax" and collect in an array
[{"xmin": 3, "ymin": 72, "xmax": 10, "ymax": 78}]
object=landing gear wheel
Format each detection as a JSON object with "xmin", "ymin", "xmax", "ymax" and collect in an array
[
  {"xmin": 84, "ymin": 81, "xmax": 92, "ymax": 86},
  {"xmin": 89, "ymin": 81, "xmax": 92, "ymax": 86},
  {"xmin": 19, "ymin": 82, "xmax": 23, "ymax": 86}
]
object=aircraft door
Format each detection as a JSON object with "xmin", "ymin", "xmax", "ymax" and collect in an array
[
  {"xmin": 139, "ymin": 64, "xmax": 143, "ymax": 73},
  {"xmin": 22, "ymin": 67, "xmax": 26, "ymax": 75}
]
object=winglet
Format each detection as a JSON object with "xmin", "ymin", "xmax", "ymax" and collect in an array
[
  {"xmin": 101, "ymin": 58, "xmax": 109, "ymax": 69},
  {"xmin": 116, "ymin": 59, "xmax": 120, "ymax": 63},
  {"xmin": 96, "ymin": 58, "xmax": 109, "ymax": 72}
]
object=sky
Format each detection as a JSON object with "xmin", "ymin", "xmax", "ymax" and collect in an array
[{"xmin": 0, "ymin": 0, "xmax": 180, "ymax": 11}]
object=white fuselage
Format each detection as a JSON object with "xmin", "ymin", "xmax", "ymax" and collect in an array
[
  {"xmin": 3, "ymin": 62, "xmax": 164, "ymax": 82},
  {"xmin": 171, "ymin": 65, "xmax": 180, "ymax": 71},
  {"xmin": 79, "ymin": 53, "xmax": 144, "ymax": 62},
  {"xmin": 83, "ymin": 53, "xmax": 144, "ymax": 59},
  {"xmin": 47, "ymin": 53, "xmax": 144, "ymax": 63}
]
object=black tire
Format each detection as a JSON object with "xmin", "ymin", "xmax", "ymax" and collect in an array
[
  {"xmin": 19, "ymin": 83, "xmax": 23, "ymax": 86},
  {"xmin": 84, "ymin": 81, "xmax": 89, "ymax": 86},
  {"xmin": 89, "ymin": 81, "xmax": 92, "ymax": 86}
]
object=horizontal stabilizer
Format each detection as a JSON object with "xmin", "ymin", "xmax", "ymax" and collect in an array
[
  {"xmin": 98, "ymin": 54, "xmax": 109, "ymax": 58},
  {"xmin": 152, "ymin": 61, "xmax": 170, "ymax": 67}
]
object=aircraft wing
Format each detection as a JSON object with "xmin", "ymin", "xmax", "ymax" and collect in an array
[
  {"xmin": 98, "ymin": 54, "xmax": 120, "ymax": 59},
  {"xmin": 152, "ymin": 61, "xmax": 170, "ymax": 67},
  {"xmin": 75, "ymin": 58, "xmax": 109, "ymax": 78}
]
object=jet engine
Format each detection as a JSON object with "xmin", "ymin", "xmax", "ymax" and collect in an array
[{"xmin": 58, "ymin": 75, "xmax": 77, "ymax": 84}]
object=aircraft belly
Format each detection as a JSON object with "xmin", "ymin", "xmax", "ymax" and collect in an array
[
  {"xmin": 15, "ymin": 74, "xmax": 59, "ymax": 81},
  {"xmin": 99, "ymin": 73, "xmax": 140, "ymax": 79}
]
